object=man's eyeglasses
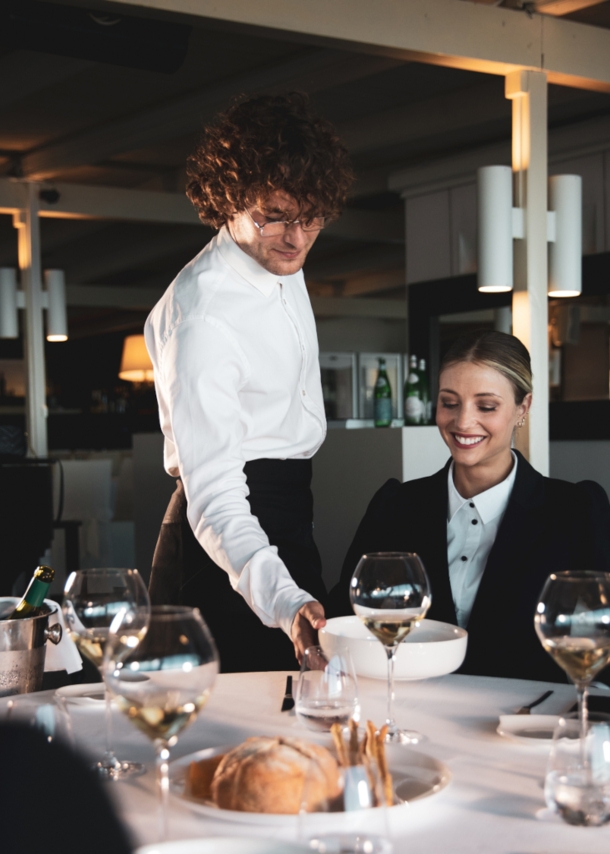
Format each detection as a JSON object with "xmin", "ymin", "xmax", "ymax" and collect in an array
[{"xmin": 246, "ymin": 208, "xmax": 325, "ymax": 237}]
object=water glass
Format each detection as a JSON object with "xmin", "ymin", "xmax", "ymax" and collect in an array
[
  {"xmin": 545, "ymin": 715, "xmax": 610, "ymax": 826},
  {"xmin": 295, "ymin": 645, "xmax": 359, "ymax": 733}
]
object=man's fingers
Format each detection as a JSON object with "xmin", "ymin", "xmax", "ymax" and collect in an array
[{"xmin": 300, "ymin": 600, "xmax": 326, "ymax": 629}]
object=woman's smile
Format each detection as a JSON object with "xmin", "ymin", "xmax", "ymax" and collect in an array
[{"xmin": 436, "ymin": 360, "xmax": 531, "ymax": 496}]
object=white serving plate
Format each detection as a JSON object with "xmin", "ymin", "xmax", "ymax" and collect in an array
[
  {"xmin": 496, "ymin": 715, "xmax": 560, "ymax": 746},
  {"xmin": 169, "ymin": 744, "xmax": 450, "ymax": 829},
  {"xmin": 319, "ymin": 616, "xmax": 467, "ymax": 681},
  {"xmin": 56, "ymin": 682, "xmax": 105, "ymax": 705},
  {"xmin": 136, "ymin": 839, "xmax": 307, "ymax": 854}
]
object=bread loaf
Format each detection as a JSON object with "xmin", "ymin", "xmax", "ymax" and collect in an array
[{"xmin": 210, "ymin": 735, "xmax": 341, "ymax": 814}]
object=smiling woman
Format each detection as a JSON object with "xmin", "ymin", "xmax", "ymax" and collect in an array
[{"xmin": 329, "ymin": 331, "xmax": 610, "ymax": 685}]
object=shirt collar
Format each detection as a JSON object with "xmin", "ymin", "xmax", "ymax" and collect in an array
[
  {"xmin": 447, "ymin": 452, "xmax": 518, "ymax": 525},
  {"xmin": 216, "ymin": 225, "xmax": 280, "ymax": 298}
]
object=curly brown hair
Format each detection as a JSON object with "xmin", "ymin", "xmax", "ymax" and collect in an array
[{"xmin": 186, "ymin": 92, "xmax": 353, "ymax": 229}]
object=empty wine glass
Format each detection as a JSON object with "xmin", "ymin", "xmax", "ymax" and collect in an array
[
  {"xmin": 545, "ymin": 715, "xmax": 610, "ymax": 826},
  {"xmin": 535, "ymin": 571, "xmax": 610, "ymax": 744},
  {"xmin": 350, "ymin": 552, "xmax": 431, "ymax": 745},
  {"xmin": 62, "ymin": 567, "xmax": 150, "ymax": 780},
  {"xmin": 295, "ymin": 645, "xmax": 359, "ymax": 733},
  {"xmin": 105, "ymin": 605, "xmax": 219, "ymax": 841}
]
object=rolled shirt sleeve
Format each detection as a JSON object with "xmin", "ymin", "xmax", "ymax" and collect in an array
[{"xmin": 155, "ymin": 314, "xmax": 314, "ymax": 636}]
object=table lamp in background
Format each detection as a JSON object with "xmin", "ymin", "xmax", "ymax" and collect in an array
[{"xmin": 119, "ymin": 334, "xmax": 154, "ymax": 383}]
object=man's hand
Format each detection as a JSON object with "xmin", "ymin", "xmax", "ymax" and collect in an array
[{"xmin": 291, "ymin": 600, "xmax": 326, "ymax": 665}]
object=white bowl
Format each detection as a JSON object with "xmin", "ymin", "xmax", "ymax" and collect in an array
[{"xmin": 319, "ymin": 616, "xmax": 467, "ymax": 680}]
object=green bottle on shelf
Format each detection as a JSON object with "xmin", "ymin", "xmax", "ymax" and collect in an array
[
  {"xmin": 9, "ymin": 565, "xmax": 55, "ymax": 620},
  {"xmin": 374, "ymin": 357, "xmax": 393, "ymax": 428},
  {"xmin": 404, "ymin": 354, "xmax": 424, "ymax": 425},
  {"xmin": 418, "ymin": 358, "xmax": 431, "ymax": 425}
]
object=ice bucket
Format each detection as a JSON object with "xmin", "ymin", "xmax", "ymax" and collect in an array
[{"xmin": 0, "ymin": 601, "xmax": 62, "ymax": 696}]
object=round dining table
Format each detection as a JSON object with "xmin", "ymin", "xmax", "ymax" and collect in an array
[{"xmin": 4, "ymin": 671, "xmax": 610, "ymax": 852}]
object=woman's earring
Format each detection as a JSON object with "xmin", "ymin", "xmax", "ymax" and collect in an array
[{"xmin": 517, "ymin": 417, "xmax": 526, "ymax": 428}]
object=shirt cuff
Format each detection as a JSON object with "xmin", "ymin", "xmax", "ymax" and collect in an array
[{"xmin": 234, "ymin": 547, "xmax": 317, "ymax": 637}]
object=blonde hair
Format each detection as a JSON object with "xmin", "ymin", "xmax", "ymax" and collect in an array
[{"xmin": 440, "ymin": 331, "xmax": 532, "ymax": 404}]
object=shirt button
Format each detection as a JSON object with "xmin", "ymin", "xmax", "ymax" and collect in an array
[
  {"xmin": 302, "ymin": 390, "xmax": 306, "ymax": 396},
  {"xmin": 460, "ymin": 555, "xmax": 468, "ymax": 562},
  {"xmin": 469, "ymin": 502, "xmax": 475, "ymax": 508},
  {"xmin": 471, "ymin": 519, "xmax": 478, "ymax": 525}
]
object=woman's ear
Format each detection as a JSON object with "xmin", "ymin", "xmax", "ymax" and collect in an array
[{"xmin": 518, "ymin": 392, "xmax": 533, "ymax": 421}]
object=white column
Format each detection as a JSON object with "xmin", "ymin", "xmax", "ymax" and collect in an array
[
  {"xmin": 14, "ymin": 183, "xmax": 48, "ymax": 457},
  {"xmin": 505, "ymin": 70, "xmax": 549, "ymax": 476}
]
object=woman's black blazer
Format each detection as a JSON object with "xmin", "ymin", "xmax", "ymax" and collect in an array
[{"xmin": 328, "ymin": 451, "xmax": 610, "ymax": 684}]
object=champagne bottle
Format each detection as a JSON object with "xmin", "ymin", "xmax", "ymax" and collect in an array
[
  {"xmin": 9, "ymin": 565, "xmax": 55, "ymax": 620},
  {"xmin": 418, "ymin": 358, "xmax": 431, "ymax": 425},
  {"xmin": 374, "ymin": 357, "xmax": 393, "ymax": 428},
  {"xmin": 404, "ymin": 355, "xmax": 424, "ymax": 425}
]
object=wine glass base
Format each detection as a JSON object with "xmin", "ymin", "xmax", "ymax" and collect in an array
[
  {"xmin": 92, "ymin": 758, "xmax": 146, "ymax": 781},
  {"xmin": 385, "ymin": 725, "xmax": 425, "ymax": 746}
]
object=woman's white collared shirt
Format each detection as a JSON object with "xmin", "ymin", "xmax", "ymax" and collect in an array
[
  {"xmin": 446, "ymin": 453, "xmax": 518, "ymax": 628},
  {"xmin": 144, "ymin": 226, "xmax": 327, "ymax": 636}
]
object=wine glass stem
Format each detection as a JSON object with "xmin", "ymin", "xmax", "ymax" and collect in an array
[
  {"xmin": 385, "ymin": 646, "xmax": 396, "ymax": 728},
  {"xmin": 576, "ymin": 682, "xmax": 589, "ymax": 766},
  {"xmin": 104, "ymin": 685, "xmax": 116, "ymax": 763},
  {"xmin": 155, "ymin": 740, "xmax": 171, "ymax": 842}
]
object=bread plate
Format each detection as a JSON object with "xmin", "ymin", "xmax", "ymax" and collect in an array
[
  {"xmin": 169, "ymin": 744, "xmax": 450, "ymax": 827},
  {"xmin": 319, "ymin": 616, "xmax": 467, "ymax": 681},
  {"xmin": 496, "ymin": 715, "xmax": 560, "ymax": 746}
]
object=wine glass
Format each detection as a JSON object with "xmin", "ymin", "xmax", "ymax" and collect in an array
[
  {"xmin": 350, "ymin": 552, "xmax": 431, "ymax": 745},
  {"xmin": 295, "ymin": 645, "xmax": 360, "ymax": 732},
  {"xmin": 545, "ymin": 715, "xmax": 610, "ymax": 826},
  {"xmin": 535, "ymin": 571, "xmax": 610, "ymax": 744},
  {"xmin": 104, "ymin": 605, "xmax": 219, "ymax": 841},
  {"xmin": 62, "ymin": 567, "xmax": 150, "ymax": 780}
]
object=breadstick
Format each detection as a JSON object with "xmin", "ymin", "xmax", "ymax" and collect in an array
[
  {"xmin": 331, "ymin": 723, "xmax": 349, "ymax": 767},
  {"xmin": 376, "ymin": 726, "xmax": 393, "ymax": 806},
  {"xmin": 348, "ymin": 719, "xmax": 359, "ymax": 766},
  {"xmin": 365, "ymin": 721, "xmax": 378, "ymax": 764}
]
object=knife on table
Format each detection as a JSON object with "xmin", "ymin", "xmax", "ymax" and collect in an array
[{"xmin": 281, "ymin": 675, "xmax": 295, "ymax": 712}]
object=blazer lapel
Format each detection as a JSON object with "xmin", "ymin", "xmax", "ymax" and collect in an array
[
  {"xmin": 464, "ymin": 453, "xmax": 545, "ymax": 647},
  {"xmin": 417, "ymin": 465, "xmax": 458, "ymax": 626}
]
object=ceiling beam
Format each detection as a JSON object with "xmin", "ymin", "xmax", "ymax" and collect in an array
[
  {"xmin": 0, "ymin": 178, "xmax": 201, "ymax": 224},
  {"xmin": 93, "ymin": 0, "xmax": 610, "ymax": 92},
  {"xmin": 534, "ymin": 0, "xmax": 608, "ymax": 15},
  {"xmin": 20, "ymin": 51, "xmax": 401, "ymax": 179},
  {"xmin": 0, "ymin": 179, "xmax": 403, "ymax": 259}
]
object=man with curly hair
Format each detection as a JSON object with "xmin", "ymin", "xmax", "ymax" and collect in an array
[{"xmin": 145, "ymin": 92, "xmax": 353, "ymax": 671}]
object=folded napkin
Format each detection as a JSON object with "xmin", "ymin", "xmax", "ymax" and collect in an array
[{"xmin": 44, "ymin": 599, "xmax": 83, "ymax": 674}]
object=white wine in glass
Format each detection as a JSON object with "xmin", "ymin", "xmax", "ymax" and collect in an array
[
  {"xmin": 350, "ymin": 552, "xmax": 431, "ymax": 745},
  {"xmin": 105, "ymin": 605, "xmax": 219, "ymax": 842},
  {"xmin": 535, "ymin": 571, "xmax": 610, "ymax": 742},
  {"xmin": 62, "ymin": 567, "xmax": 150, "ymax": 780}
]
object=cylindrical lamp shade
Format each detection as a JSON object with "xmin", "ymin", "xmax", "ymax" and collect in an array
[
  {"xmin": 0, "ymin": 268, "xmax": 19, "ymax": 339},
  {"xmin": 119, "ymin": 334, "xmax": 154, "ymax": 382},
  {"xmin": 548, "ymin": 174, "xmax": 582, "ymax": 298},
  {"xmin": 44, "ymin": 269, "xmax": 68, "ymax": 341},
  {"xmin": 477, "ymin": 165, "xmax": 514, "ymax": 293}
]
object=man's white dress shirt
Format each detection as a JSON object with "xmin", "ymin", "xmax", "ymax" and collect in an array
[
  {"xmin": 145, "ymin": 226, "xmax": 327, "ymax": 636},
  {"xmin": 446, "ymin": 453, "xmax": 518, "ymax": 628}
]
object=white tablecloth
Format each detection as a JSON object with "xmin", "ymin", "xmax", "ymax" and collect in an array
[{"xmin": 5, "ymin": 672, "xmax": 610, "ymax": 852}]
